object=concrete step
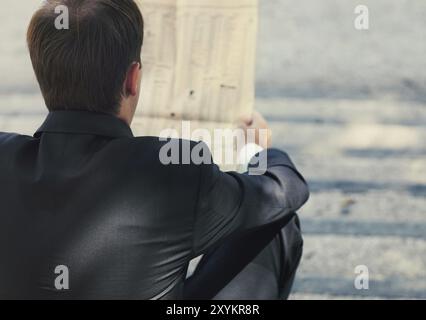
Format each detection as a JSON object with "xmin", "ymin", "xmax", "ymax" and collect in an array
[
  {"xmin": 257, "ymin": 98, "xmax": 426, "ymax": 126},
  {"xmin": 300, "ymin": 190, "xmax": 426, "ymax": 222},
  {"xmin": 300, "ymin": 218, "xmax": 426, "ymax": 240},
  {"xmin": 291, "ymin": 234, "xmax": 426, "ymax": 299}
]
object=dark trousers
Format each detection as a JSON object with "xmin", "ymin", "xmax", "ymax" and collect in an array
[{"xmin": 183, "ymin": 215, "xmax": 303, "ymax": 300}]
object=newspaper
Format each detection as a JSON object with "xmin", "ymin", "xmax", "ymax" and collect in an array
[{"xmin": 133, "ymin": 0, "xmax": 258, "ymax": 170}]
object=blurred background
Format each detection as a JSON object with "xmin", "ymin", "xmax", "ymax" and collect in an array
[{"xmin": 0, "ymin": 0, "xmax": 425, "ymax": 299}]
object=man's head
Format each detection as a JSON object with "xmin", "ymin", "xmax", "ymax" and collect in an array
[{"xmin": 27, "ymin": 0, "xmax": 144, "ymax": 124}]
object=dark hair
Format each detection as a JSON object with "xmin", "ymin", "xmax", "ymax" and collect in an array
[{"xmin": 27, "ymin": 0, "xmax": 144, "ymax": 114}]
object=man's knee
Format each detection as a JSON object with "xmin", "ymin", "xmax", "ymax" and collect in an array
[{"xmin": 279, "ymin": 215, "xmax": 303, "ymax": 282}]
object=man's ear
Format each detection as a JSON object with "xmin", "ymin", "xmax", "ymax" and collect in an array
[{"xmin": 125, "ymin": 62, "xmax": 141, "ymax": 97}]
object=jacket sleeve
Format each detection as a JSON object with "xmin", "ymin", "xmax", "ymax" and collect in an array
[{"xmin": 192, "ymin": 147, "xmax": 310, "ymax": 256}]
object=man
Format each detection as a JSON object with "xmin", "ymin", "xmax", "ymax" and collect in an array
[{"xmin": 0, "ymin": 0, "xmax": 309, "ymax": 300}]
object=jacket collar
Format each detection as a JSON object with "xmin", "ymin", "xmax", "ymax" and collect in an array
[{"xmin": 34, "ymin": 111, "xmax": 134, "ymax": 139}]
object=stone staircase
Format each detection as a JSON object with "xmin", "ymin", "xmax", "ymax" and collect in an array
[{"xmin": 256, "ymin": 98, "xmax": 426, "ymax": 300}]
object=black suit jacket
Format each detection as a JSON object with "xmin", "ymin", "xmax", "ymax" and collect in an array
[{"xmin": 0, "ymin": 111, "xmax": 309, "ymax": 299}]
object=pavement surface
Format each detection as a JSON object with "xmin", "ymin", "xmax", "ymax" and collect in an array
[{"xmin": 0, "ymin": 1, "xmax": 425, "ymax": 300}]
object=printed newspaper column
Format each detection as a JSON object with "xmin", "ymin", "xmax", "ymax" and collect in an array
[{"xmin": 133, "ymin": 0, "xmax": 258, "ymax": 171}]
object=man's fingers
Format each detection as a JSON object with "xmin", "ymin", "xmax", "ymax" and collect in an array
[{"xmin": 237, "ymin": 114, "xmax": 254, "ymax": 128}]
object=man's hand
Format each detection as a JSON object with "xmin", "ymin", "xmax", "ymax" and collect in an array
[{"xmin": 238, "ymin": 111, "xmax": 272, "ymax": 149}]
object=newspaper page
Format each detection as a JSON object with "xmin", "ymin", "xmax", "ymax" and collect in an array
[{"xmin": 133, "ymin": 0, "xmax": 258, "ymax": 170}]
